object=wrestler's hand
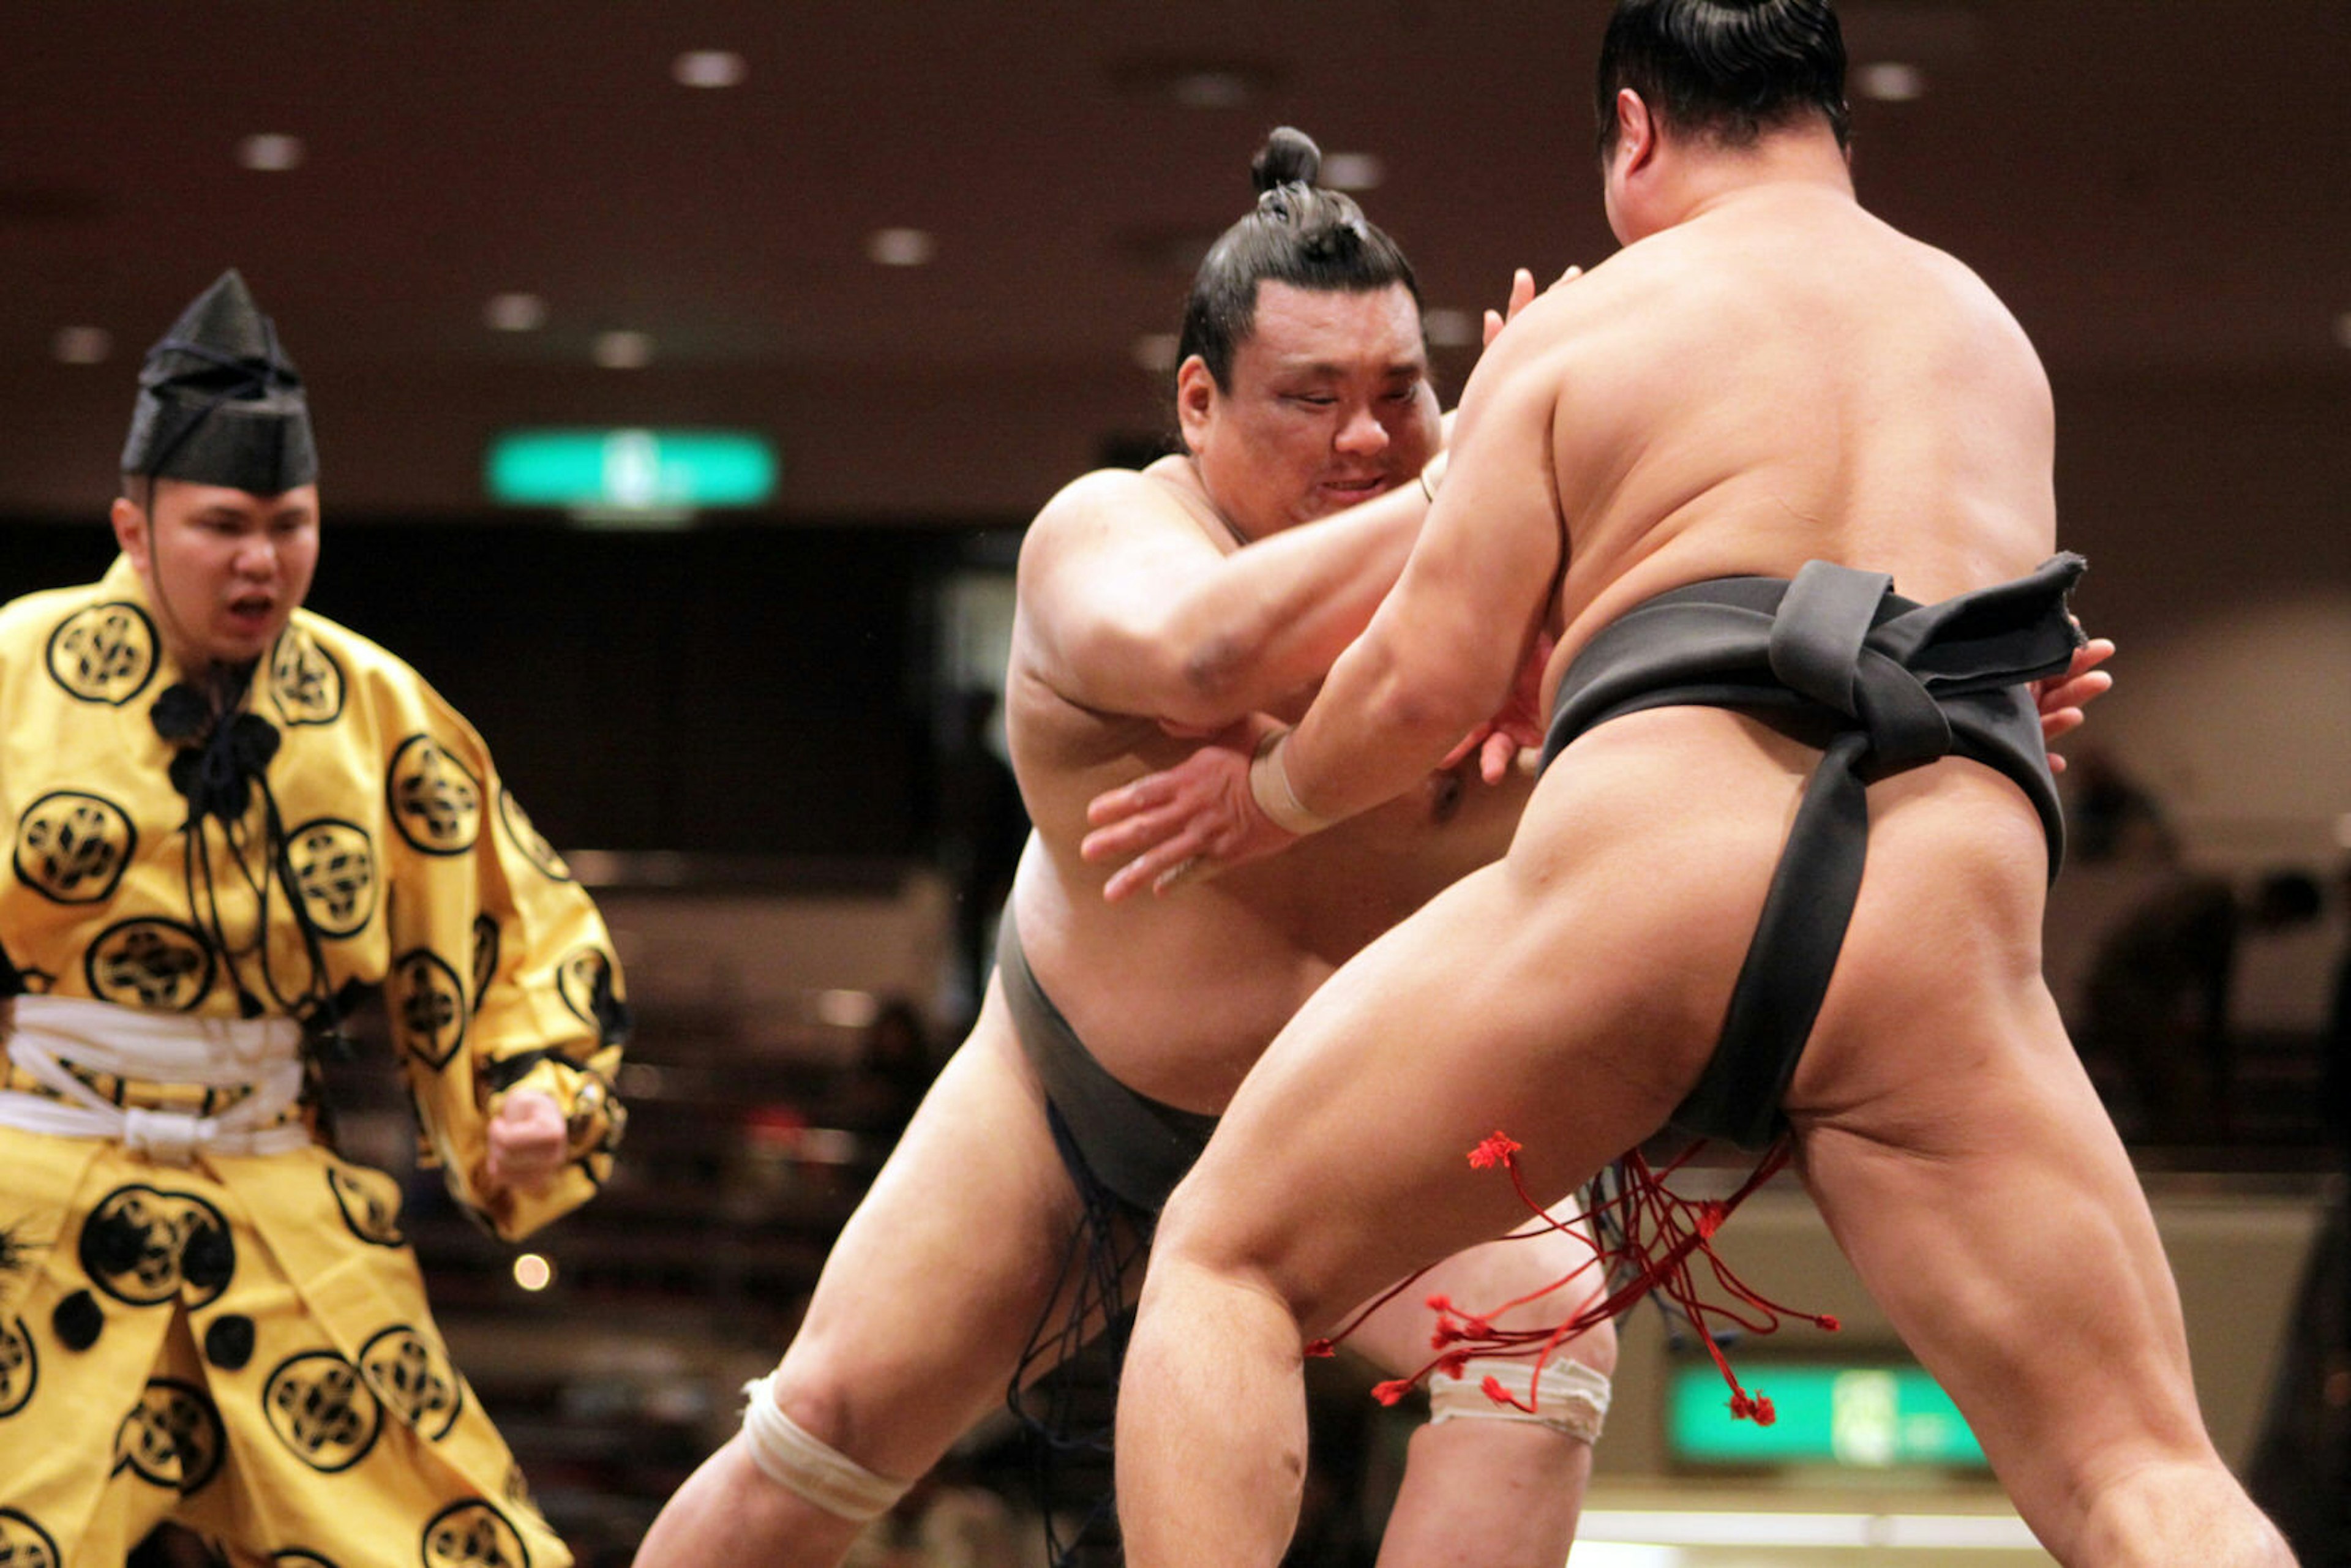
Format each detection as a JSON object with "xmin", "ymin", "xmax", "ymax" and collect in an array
[
  {"xmin": 1082, "ymin": 729, "xmax": 1296, "ymax": 902},
  {"xmin": 1482, "ymin": 265, "xmax": 1581, "ymax": 348},
  {"xmin": 1440, "ymin": 630, "xmax": 1555, "ymax": 784},
  {"xmin": 484, "ymin": 1090, "xmax": 568, "ymax": 1195},
  {"xmin": 2031, "ymin": 635, "xmax": 2115, "ymax": 774}
]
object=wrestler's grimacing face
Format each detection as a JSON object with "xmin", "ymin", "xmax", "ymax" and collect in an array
[{"xmin": 1190, "ymin": 280, "xmax": 1439, "ymax": 538}]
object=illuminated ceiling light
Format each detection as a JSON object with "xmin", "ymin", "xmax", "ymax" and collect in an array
[
  {"xmin": 592, "ymin": 330, "xmax": 655, "ymax": 369},
  {"xmin": 1108, "ymin": 54, "xmax": 1283, "ymax": 108},
  {"xmin": 512, "ymin": 1253, "xmax": 555, "ymax": 1291},
  {"xmin": 673, "ymin": 49, "xmax": 747, "ymax": 88},
  {"xmin": 1131, "ymin": 332, "xmax": 1179, "ymax": 373},
  {"xmin": 2333, "ymin": 310, "xmax": 2351, "ymax": 350},
  {"xmin": 484, "ymin": 293, "xmax": 547, "ymax": 332},
  {"xmin": 51, "ymin": 325, "xmax": 112, "ymax": 364},
  {"xmin": 1420, "ymin": 309, "xmax": 1477, "ymax": 349},
  {"xmin": 866, "ymin": 227, "xmax": 936, "ymax": 266},
  {"xmin": 1171, "ymin": 69, "xmax": 1251, "ymax": 108},
  {"xmin": 816, "ymin": 989, "xmax": 880, "ymax": 1029},
  {"xmin": 1854, "ymin": 61, "xmax": 1927, "ymax": 102},
  {"xmin": 1319, "ymin": 151, "xmax": 1385, "ymax": 191},
  {"xmin": 2334, "ymin": 810, "xmax": 2351, "ymax": 849},
  {"xmin": 237, "ymin": 133, "xmax": 305, "ymax": 171}
]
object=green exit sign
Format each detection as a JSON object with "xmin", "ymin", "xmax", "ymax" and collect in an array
[
  {"xmin": 486, "ymin": 429, "xmax": 778, "ymax": 514},
  {"xmin": 1668, "ymin": 1363, "xmax": 1988, "ymax": 1469}
]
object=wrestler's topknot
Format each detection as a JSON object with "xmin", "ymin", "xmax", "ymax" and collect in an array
[
  {"xmin": 1176, "ymin": 127, "xmax": 1421, "ymax": 391},
  {"xmin": 1251, "ymin": 126, "xmax": 1321, "ymax": 193}
]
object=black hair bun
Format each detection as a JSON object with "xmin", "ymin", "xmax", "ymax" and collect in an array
[{"xmin": 1251, "ymin": 127, "xmax": 1321, "ymax": 192}]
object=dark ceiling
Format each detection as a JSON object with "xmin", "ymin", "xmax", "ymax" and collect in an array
[{"xmin": 5, "ymin": 1, "xmax": 2346, "ymax": 523}]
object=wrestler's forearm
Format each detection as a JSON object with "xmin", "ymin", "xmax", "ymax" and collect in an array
[
  {"xmin": 1278, "ymin": 611, "xmax": 1500, "ymax": 826},
  {"xmin": 1156, "ymin": 479, "xmax": 1430, "ymax": 727}
]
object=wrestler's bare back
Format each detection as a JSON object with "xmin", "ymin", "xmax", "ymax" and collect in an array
[
  {"xmin": 1439, "ymin": 179, "xmax": 2072, "ymax": 1113},
  {"xmin": 1005, "ymin": 460, "xmax": 1527, "ymax": 1114},
  {"xmin": 1532, "ymin": 183, "xmax": 2058, "ymax": 664}
]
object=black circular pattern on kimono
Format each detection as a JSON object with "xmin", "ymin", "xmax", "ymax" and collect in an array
[
  {"xmin": 51, "ymin": 1291, "xmax": 102, "ymax": 1351},
  {"xmin": 13, "ymin": 792, "xmax": 136, "ymax": 906},
  {"xmin": 496, "ymin": 787, "xmax": 571, "ymax": 883},
  {"xmin": 387, "ymin": 735, "xmax": 484, "ymax": 856},
  {"xmin": 391, "ymin": 950, "xmax": 468, "ymax": 1071},
  {"xmin": 268, "ymin": 626, "xmax": 346, "ymax": 727},
  {"xmin": 326, "ymin": 1163, "xmax": 407, "ymax": 1248},
  {"xmin": 263, "ymin": 1350, "xmax": 382, "ymax": 1472},
  {"xmin": 85, "ymin": 917, "xmax": 216, "ymax": 1011},
  {"xmin": 421, "ymin": 1500, "xmax": 530, "ymax": 1568},
  {"xmin": 556, "ymin": 947, "xmax": 619, "ymax": 1034},
  {"xmin": 111, "ymin": 1376, "xmax": 226, "ymax": 1494},
  {"xmin": 360, "ymin": 1324, "xmax": 463, "ymax": 1441},
  {"xmin": 80, "ymin": 1185, "xmax": 234, "ymax": 1308},
  {"xmin": 286, "ymin": 817, "xmax": 377, "ymax": 937},
  {"xmin": 470, "ymin": 914, "xmax": 501, "ymax": 1005},
  {"xmin": 203, "ymin": 1314, "xmax": 256, "ymax": 1371},
  {"xmin": 0, "ymin": 1317, "xmax": 35, "ymax": 1417},
  {"xmin": 179, "ymin": 1221, "xmax": 233, "ymax": 1294},
  {"xmin": 45, "ymin": 601, "xmax": 159, "ymax": 706},
  {"xmin": 0, "ymin": 1507, "xmax": 61, "ymax": 1568}
]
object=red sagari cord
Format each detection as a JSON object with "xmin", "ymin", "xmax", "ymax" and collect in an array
[{"xmin": 1306, "ymin": 1131, "xmax": 1838, "ymax": 1426}]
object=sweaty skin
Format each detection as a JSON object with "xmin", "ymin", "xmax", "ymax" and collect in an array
[
  {"xmin": 1100, "ymin": 105, "xmax": 2289, "ymax": 1568},
  {"xmin": 631, "ymin": 280, "xmax": 1614, "ymax": 1568}
]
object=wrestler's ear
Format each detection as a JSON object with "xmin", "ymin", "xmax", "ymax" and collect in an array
[
  {"xmin": 1614, "ymin": 89, "xmax": 1657, "ymax": 177},
  {"xmin": 1174, "ymin": 354, "xmax": 1218, "ymax": 455}
]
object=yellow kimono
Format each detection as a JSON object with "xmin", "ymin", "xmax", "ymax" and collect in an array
[{"xmin": 0, "ymin": 555, "xmax": 626, "ymax": 1568}]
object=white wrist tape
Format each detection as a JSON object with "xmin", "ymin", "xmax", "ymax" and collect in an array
[
  {"xmin": 738, "ymin": 1372, "xmax": 912, "ymax": 1522},
  {"xmin": 1428, "ymin": 1357, "xmax": 1611, "ymax": 1444},
  {"xmin": 1249, "ymin": 729, "xmax": 1337, "ymax": 836}
]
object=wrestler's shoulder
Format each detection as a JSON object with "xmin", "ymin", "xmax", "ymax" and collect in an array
[
  {"xmin": 1022, "ymin": 464, "xmax": 1212, "ymax": 561},
  {"xmin": 1477, "ymin": 249, "xmax": 1674, "ymax": 375},
  {"xmin": 1034, "ymin": 463, "xmax": 1198, "ymax": 523},
  {"xmin": 1908, "ymin": 237, "xmax": 2036, "ymax": 347}
]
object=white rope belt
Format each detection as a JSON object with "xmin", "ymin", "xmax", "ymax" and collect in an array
[{"xmin": 0, "ymin": 994, "xmax": 312, "ymax": 1163}]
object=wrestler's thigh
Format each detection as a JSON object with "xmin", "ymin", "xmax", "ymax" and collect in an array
[
  {"xmin": 1791, "ymin": 825, "xmax": 2211, "ymax": 1542},
  {"xmin": 1153, "ymin": 856, "xmax": 1705, "ymax": 1339},
  {"xmin": 773, "ymin": 975, "xmax": 1084, "ymax": 1474}
]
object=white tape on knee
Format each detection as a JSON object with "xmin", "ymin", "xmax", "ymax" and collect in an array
[
  {"xmin": 738, "ymin": 1372, "xmax": 912, "ymax": 1523},
  {"xmin": 1427, "ymin": 1357, "xmax": 1611, "ymax": 1444}
]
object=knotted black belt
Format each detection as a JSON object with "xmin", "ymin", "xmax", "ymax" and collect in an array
[{"xmin": 1539, "ymin": 553, "xmax": 2086, "ymax": 1148}]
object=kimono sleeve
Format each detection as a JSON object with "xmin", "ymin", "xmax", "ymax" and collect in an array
[{"xmin": 378, "ymin": 680, "xmax": 628, "ymax": 1242}]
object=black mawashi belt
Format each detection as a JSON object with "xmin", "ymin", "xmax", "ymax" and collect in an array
[
  {"xmin": 994, "ymin": 905, "xmax": 1219, "ymax": 1214},
  {"xmin": 1539, "ymin": 553, "xmax": 2086, "ymax": 1148}
]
